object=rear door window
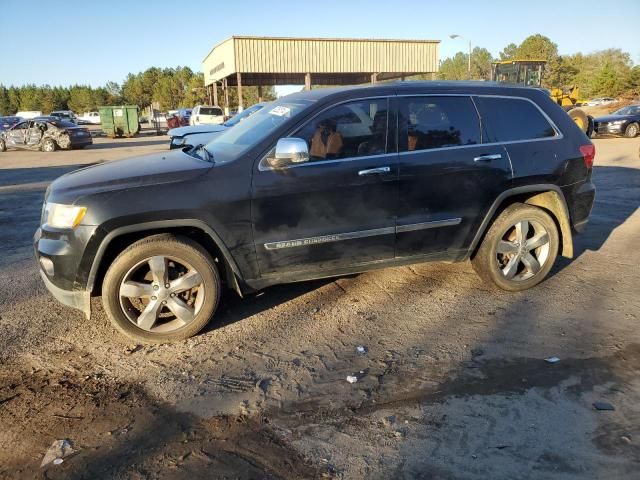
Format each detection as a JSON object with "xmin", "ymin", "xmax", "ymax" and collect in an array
[
  {"xmin": 398, "ymin": 96, "xmax": 481, "ymax": 152},
  {"xmin": 474, "ymin": 96, "xmax": 556, "ymax": 143}
]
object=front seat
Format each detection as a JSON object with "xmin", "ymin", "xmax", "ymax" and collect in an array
[
  {"xmin": 309, "ymin": 119, "xmax": 343, "ymax": 160},
  {"xmin": 357, "ymin": 111, "xmax": 387, "ymax": 155}
]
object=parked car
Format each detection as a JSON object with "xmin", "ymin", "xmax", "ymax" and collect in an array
[
  {"xmin": 178, "ymin": 108, "xmax": 192, "ymax": 124},
  {"xmin": 584, "ymin": 97, "xmax": 616, "ymax": 107},
  {"xmin": 78, "ymin": 112, "xmax": 101, "ymax": 125},
  {"xmin": 166, "ymin": 114, "xmax": 182, "ymax": 129},
  {"xmin": 190, "ymin": 105, "xmax": 224, "ymax": 125},
  {"xmin": 34, "ymin": 82, "xmax": 595, "ymax": 343},
  {"xmin": 593, "ymin": 105, "xmax": 640, "ymax": 138},
  {"xmin": 16, "ymin": 110, "xmax": 43, "ymax": 119},
  {"xmin": 0, "ymin": 117, "xmax": 92, "ymax": 152},
  {"xmin": 168, "ymin": 103, "xmax": 266, "ymax": 149},
  {"xmin": 0, "ymin": 116, "xmax": 23, "ymax": 132},
  {"xmin": 50, "ymin": 110, "xmax": 78, "ymax": 124}
]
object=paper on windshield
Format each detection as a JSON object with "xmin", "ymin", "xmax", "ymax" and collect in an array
[{"xmin": 269, "ymin": 106, "xmax": 291, "ymax": 117}]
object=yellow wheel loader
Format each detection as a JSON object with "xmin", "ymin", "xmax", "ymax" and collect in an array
[{"xmin": 491, "ymin": 60, "xmax": 593, "ymax": 135}]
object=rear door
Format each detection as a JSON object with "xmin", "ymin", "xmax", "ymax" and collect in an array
[
  {"xmin": 396, "ymin": 95, "xmax": 512, "ymax": 258},
  {"xmin": 251, "ymin": 97, "xmax": 398, "ymax": 275},
  {"xmin": 473, "ymin": 96, "xmax": 562, "ymax": 184}
]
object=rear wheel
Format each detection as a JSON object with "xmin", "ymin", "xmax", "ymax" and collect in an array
[
  {"xmin": 0, "ymin": 138, "xmax": 6, "ymax": 152},
  {"xmin": 472, "ymin": 203, "xmax": 559, "ymax": 291},
  {"xmin": 102, "ymin": 234, "xmax": 221, "ymax": 343},
  {"xmin": 625, "ymin": 122, "xmax": 639, "ymax": 138},
  {"xmin": 41, "ymin": 138, "xmax": 57, "ymax": 152}
]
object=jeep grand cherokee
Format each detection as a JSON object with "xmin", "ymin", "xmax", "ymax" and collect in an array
[{"xmin": 34, "ymin": 82, "xmax": 596, "ymax": 343}]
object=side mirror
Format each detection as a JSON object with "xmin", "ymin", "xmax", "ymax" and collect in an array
[{"xmin": 268, "ymin": 137, "xmax": 309, "ymax": 169}]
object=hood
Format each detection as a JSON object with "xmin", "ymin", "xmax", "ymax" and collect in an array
[
  {"xmin": 48, "ymin": 148, "xmax": 212, "ymax": 202},
  {"xmin": 168, "ymin": 124, "xmax": 228, "ymax": 137},
  {"xmin": 594, "ymin": 114, "xmax": 629, "ymax": 123}
]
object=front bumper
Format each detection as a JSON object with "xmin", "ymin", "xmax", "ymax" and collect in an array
[
  {"xmin": 34, "ymin": 226, "xmax": 95, "ymax": 318},
  {"xmin": 38, "ymin": 268, "xmax": 91, "ymax": 318},
  {"xmin": 594, "ymin": 122, "xmax": 625, "ymax": 136}
]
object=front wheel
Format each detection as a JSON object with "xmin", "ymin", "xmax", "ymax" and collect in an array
[
  {"xmin": 625, "ymin": 122, "xmax": 639, "ymax": 138},
  {"xmin": 472, "ymin": 203, "xmax": 559, "ymax": 291},
  {"xmin": 102, "ymin": 234, "xmax": 221, "ymax": 343}
]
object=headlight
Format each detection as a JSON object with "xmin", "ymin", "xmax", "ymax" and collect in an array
[
  {"xmin": 610, "ymin": 120, "xmax": 625, "ymax": 125},
  {"xmin": 44, "ymin": 203, "xmax": 87, "ymax": 229},
  {"xmin": 171, "ymin": 136, "xmax": 186, "ymax": 146}
]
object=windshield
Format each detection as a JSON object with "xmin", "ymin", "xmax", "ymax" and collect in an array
[
  {"xmin": 223, "ymin": 103, "xmax": 265, "ymax": 127},
  {"xmin": 494, "ymin": 64, "xmax": 519, "ymax": 83},
  {"xmin": 205, "ymin": 99, "xmax": 313, "ymax": 164},
  {"xmin": 615, "ymin": 106, "xmax": 640, "ymax": 115}
]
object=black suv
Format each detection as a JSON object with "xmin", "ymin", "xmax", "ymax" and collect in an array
[{"xmin": 34, "ymin": 82, "xmax": 596, "ymax": 342}]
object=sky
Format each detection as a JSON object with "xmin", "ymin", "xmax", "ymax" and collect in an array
[{"xmin": 1, "ymin": 0, "xmax": 638, "ymax": 93}]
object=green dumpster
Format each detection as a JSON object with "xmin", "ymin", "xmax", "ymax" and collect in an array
[{"xmin": 99, "ymin": 105, "xmax": 140, "ymax": 138}]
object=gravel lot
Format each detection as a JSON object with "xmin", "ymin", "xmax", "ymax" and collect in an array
[{"xmin": 0, "ymin": 134, "xmax": 639, "ymax": 479}]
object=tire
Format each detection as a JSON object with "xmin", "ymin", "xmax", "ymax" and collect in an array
[
  {"xmin": 102, "ymin": 234, "xmax": 221, "ymax": 343},
  {"xmin": 472, "ymin": 203, "xmax": 559, "ymax": 292},
  {"xmin": 0, "ymin": 138, "xmax": 6, "ymax": 152},
  {"xmin": 624, "ymin": 122, "xmax": 639, "ymax": 138},
  {"xmin": 568, "ymin": 108, "xmax": 589, "ymax": 133},
  {"xmin": 41, "ymin": 138, "xmax": 57, "ymax": 152}
]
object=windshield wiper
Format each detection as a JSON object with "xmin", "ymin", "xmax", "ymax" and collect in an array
[{"xmin": 194, "ymin": 144, "xmax": 214, "ymax": 163}]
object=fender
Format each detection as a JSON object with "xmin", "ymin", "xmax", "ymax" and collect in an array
[
  {"xmin": 85, "ymin": 219, "xmax": 244, "ymax": 293},
  {"xmin": 467, "ymin": 184, "xmax": 574, "ymax": 259}
]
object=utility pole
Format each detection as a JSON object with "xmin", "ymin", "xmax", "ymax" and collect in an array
[{"xmin": 450, "ymin": 34, "xmax": 472, "ymax": 80}]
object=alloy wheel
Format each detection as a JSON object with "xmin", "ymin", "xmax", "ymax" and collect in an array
[
  {"xmin": 495, "ymin": 219, "xmax": 550, "ymax": 282},
  {"xmin": 43, "ymin": 140, "xmax": 55, "ymax": 152},
  {"xmin": 119, "ymin": 255, "xmax": 205, "ymax": 333}
]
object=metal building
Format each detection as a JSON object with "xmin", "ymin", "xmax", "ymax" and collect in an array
[{"xmin": 202, "ymin": 36, "xmax": 440, "ymax": 112}]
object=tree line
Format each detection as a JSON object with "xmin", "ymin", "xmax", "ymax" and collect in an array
[
  {"xmin": 0, "ymin": 66, "xmax": 276, "ymax": 115},
  {"xmin": 2, "ymin": 34, "xmax": 637, "ymax": 115},
  {"xmin": 439, "ymin": 34, "xmax": 640, "ymax": 98}
]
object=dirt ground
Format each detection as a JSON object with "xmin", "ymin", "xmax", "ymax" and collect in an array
[{"xmin": 0, "ymin": 134, "xmax": 639, "ymax": 479}]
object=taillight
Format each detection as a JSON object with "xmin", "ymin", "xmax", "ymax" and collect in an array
[{"xmin": 579, "ymin": 144, "xmax": 595, "ymax": 169}]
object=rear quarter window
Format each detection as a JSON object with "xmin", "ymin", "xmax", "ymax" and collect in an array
[{"xmin": 474, "ymin": 96, "xmax": 556, "ymax": 143}]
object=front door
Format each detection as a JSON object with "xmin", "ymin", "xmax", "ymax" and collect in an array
[
  {"xmin": 396, "ymin": 95, "xmax": 513, "ymax": 259},
  {"xmin": 6, "ymin": 121, "xmax": 29, "ymax": 148},
  {"xmin": 252, "ymin": 97, "xmax": 398, "ymax": 275}
]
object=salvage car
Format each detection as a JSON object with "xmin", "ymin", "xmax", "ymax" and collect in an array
[
  {"xmin": 0, "ymin": 116, "xmax": 22, "ymax": 132},
  {"xmin": 35, "ymin": 82, "xmax": 595, "ymax": 343},
  {"xmin": 50, "ymin": 110, "xmax": 78, "ymax": 124},
  {"xmin": 77, "ymin": 112, "xmax": 101, "ymax": 125},
  {"xmin": 168, "ymin": 103, "xmax": 265, "ymax": 149},
  {"xmin": 593, "ymin": 105, "xmax": 640, "ymax": 138},
  {"xmin": 0, "ymin": 117, "xmax": 92, "ymax": 152}
]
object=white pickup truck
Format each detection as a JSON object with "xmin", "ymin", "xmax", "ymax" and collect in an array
[{"xmin": 77, "ymin": 112, "xmax": 101, "ymax": 124}]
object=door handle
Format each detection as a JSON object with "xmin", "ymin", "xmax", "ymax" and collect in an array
[
  {"xmin": 358, "ymin": 166, "xmax": 391, "ymax": 176},
  {"xmin": 473, "ymin": 154, "xmax": 502, "ymax": 162}
]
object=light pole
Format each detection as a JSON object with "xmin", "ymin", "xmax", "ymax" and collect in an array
[{"xmin": 450, "ymin": 34, "xmax": 472, "ymax": 80}]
